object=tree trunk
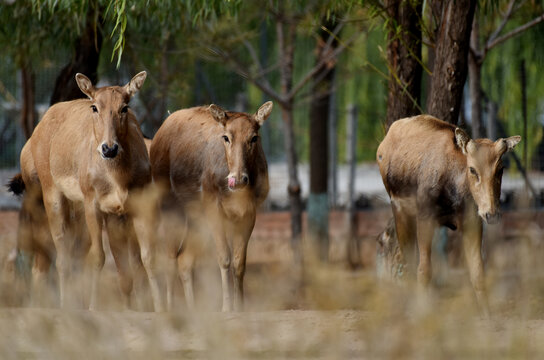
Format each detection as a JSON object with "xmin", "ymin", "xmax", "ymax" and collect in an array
[
  {"xmin": 277, "ymin": 18, "xmax": 303, "ymax": 262},
  {"xmin": 20, "ymin": 64, "xmax": 36, "ymax": 139},
  {"xmin": 384, "ymin": 0, "xmax": 423, "ymax": 129},
  {"xmin": 426, "ymin": 0, "xmax": 476, "ymax": 124},
  {"xmin": 50, "ymin": 3, "xmax": 103, "ymax": 105},
  {"xmin": 468, "ymin": 15, "xmax": 484, "ymax": 138},
  {"xmin": 308, "ymin": 20, "xmax": 337, "ymax": 262},
  {"xmin": 346, "ymin": 104, "xmax": 359, "ymax": 268}
]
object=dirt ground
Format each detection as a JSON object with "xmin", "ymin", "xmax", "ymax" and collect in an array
[{"xmin": 1, "ymin": 209, "xmax": 544, "ymax": 359}]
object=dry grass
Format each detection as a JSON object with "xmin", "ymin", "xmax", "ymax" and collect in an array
[{"xmin": 1, "ymin": 209, "xmax": 544, "ymax": 359}]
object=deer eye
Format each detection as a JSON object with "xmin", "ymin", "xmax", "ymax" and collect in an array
[
  {"xmin": 469, "ymin": 167, "xmax": 479, "ymax": 179},
  {"xmin": 222, "ymin": 135, "xmax": 230, "ymax": 143},
  {"xmin": 90, "ymin": 105, "xmax": 98, "ymax": 113},
  {"xmin": 250, "ymin": 135, "xmax": 258, "ymax": 143},
  {"xmin": 121, "ymin": 105, "xmax": 129, "ymax": 114}
]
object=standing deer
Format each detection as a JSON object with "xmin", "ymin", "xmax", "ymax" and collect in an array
[
  {"xmin": 21, "ymin": 71, "xmax": 162, "ymax": 310},
  {"xmin": 377, "ymin": 114, "xmax": 520, "ymax": 316},
  {"xmin": 150, "ymin": 102, "xmax": 272, "ymax": 311},
  {"xmin": 8, "ymin": 142, "xmax": 89, "ymax": 306}
]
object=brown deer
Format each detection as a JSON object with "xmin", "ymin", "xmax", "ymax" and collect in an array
[
  {"xmin": 377, "ymin": 114, "xmax": 520, "ymax": 316},
  {"xmin": 18, "ymin": 72, "xmax": 163, "ymax": 310},
  {"xmin": 150, "ymin": 102, "xmax": 272, "ymax": 311},
  {"xmin": 8, "ymin": 142, "xmax": 89, "ymax": 306}
]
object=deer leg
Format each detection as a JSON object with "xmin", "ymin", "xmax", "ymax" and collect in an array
[
  {"xmin": 83, "ymin": 199, "xmax": 105, "ymax": 311},
  {"xmin": 391, "ymin": 205, "xmax": 417, "ymax": 278},
  {"xmin": 31, "ymin": 249, "xmax": 52, "ymax": 307},
  {"xmin": 43, "ymin": 191, "xmax": 71, "ymax": 308},
  {"xmin": 177, "ymin": 248, "xmax": 195, "ymax": 310},
  {"xmin": 133, "ymin": 214, "xmax": 164, "ymax": 312},
  {"xmin": 210, "ymin": 217, "xmax": 231, "ymax": 312},
  {"xmin": 229, "ymin": 215, "xmax": 255, "ymax": 312},
  {"xmin": 105, "ymin": 215, "xmax": 133, "ymax": 309},
  {"xmin": 416, "ymin": 216, "xmax": 436, "ymax": 287},
  {"xmin": 462, "ymin": 209, "xmax": 489, "ymax": 317}
]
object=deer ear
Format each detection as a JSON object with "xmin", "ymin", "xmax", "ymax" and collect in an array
[
  {"xmin": 455, "ymin": 127, "xmax": 471, "ymax": 155},
  {"xmin": 254, "ymin": 101, "xmax": 273, "ymax": 126},
  {"xmin": 504, "ymin": 136, "xmax": 521, "ymax": 151},
  {"xmin": 208, "ymin": 104, "xmax": 228, "ymax": 126},
  {"xmin": 75, "ymin": 73, "xmax": 95, "ymax": 99},
  {"xmin": 125, "ymin": 71, "xmax": 147, "ymax": 97}
]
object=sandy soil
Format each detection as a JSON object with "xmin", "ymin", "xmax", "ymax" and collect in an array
[{"xmin": 1, "ymin": 209, "xmax": 544, "ymax": 359}]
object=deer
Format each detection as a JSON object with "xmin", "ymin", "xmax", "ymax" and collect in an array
[
  {"xmin": 377, "ymin": 114, "xmax": 521, "ymax": 316},
  {"xmin": 7, "ymin": 142, "xmax": 89, "ymax": 306},
  {"xmin": 14, "ymin": 71, "xmax": 163, "ymax": 311},
  {"xmin": 150, "ymin": 102, "xmax": 272, "ymax": 311}
]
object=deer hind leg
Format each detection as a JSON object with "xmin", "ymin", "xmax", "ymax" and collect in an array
[
  {"xmin": 163, "ymin": 213, "xmax": 187, "ymax": 312},
  {"xmin": 133, "ymin": 214, "xmax": 164, "ymax": 312},
  {"xmin": 462, "ymin": 209, "xmax": 489, "ymax": 317},
  {"xmin": 30, "ymin": 248, "xmax": 53, "ymax": 307},
  {"xmin": 228, "ymin": 214, "xmax": 255, "ymax": 312},
  {"xmin": 177, "ymin": 245, "xmax": 195, "ymax": 310},
  {"xmin": 391, "ymin": 203, "xmax": 417, "ymax": 279},
  {"xmin": 416, "ymin": 216, "xmax": 437, "ymax": 288},
  {"xmin": 105, "ymin": 214, "xmax": 133, "ymax": 309}
]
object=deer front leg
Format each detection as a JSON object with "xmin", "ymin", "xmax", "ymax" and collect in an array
[
  {"xmin": 229, "ymin": 214, "xmax": 255, "ymax": 312},
  {"xmin": 209, "ymin": 215, "xmax": 231, "ymax": 312},
  {"xmin": 84, "ymin": 199, "xmax": 105, "ymax": 310},
  {"xmin": 462, "ymin": 207, "xmax": 489, "ymax": 318},
  {"xmin": 105, "ymin": 215, "xmax": 133, "ymax": 309}
]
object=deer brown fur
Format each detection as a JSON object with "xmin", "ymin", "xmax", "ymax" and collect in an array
[
  {"xmin": 150, "ymin": 102, "xmax": 272, "ymax": 311},
  {"xmin": 19, "ymin": 72, "xmax": 163, "ymax": 310},
  {"xmin": 377, "ymin": 114, "xmax": 520, "ymax": 316}
]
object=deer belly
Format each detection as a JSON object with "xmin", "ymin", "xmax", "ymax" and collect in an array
[{"xmin": 55, "ymin": 176, "xmax": 85, "ymax": 202}]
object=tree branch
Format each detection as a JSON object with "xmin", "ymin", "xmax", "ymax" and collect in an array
[
  {"xmin": 486, "ymin": 0, "xmax": 517, "ymax": 46},
  {"xmin": 287, "ymin": 31, "xmax": 361, "ymax": 99},
  {"xmin": 243, "ymin": 39, "xmax": 275, "ymax": 94},
  {"xmin": 206, "ymin": 46, "xmax": 285, "ymax": 105},
  {"xmin": 485, "ymin": 13, "xmax": 544, "ymax": 51}
]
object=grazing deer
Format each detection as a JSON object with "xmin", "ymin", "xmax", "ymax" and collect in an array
[
  {"xmin": 150, "ymin": 102, "xmax": 272, "ymax": 311},
  {"xmin": 377, "ymin": 114, "xmax": 520, "ymax": 316},
  {"xmin": 18, "ymin": 72, "xmax": 163, "ymax": 310}
]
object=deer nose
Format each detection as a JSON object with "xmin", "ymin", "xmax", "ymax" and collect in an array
[
  {"xmin": 101, "ymin": 143, "xmax": 119, "ymax": 158},
  {"xmin": 485, "ymin": 212, "xmax": 501, "ymax": 224}
]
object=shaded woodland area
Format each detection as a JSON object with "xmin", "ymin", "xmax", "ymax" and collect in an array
[{"xmin": 1, "ymin": 0, "xmax": 544, "ymax": 263}]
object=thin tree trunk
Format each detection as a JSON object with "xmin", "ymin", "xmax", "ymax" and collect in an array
[
  {"xmin": 520, "ymin": 59, "xmax": 528, "ymax": 171},
  {"xmin": 426, "ymin": 0, "xmax": 477, "ymax": 124},
  {"xmin": 346, "ymin": 104, "xmax": 359, "ymax": 268},
  {"xmin": 384, "ymin": 0, "xmax": 423, "ymax": 129},
  {"xmin": 277, "ymin": 17, "xmax": 303, "ymax": 262},
  {"xmin": 469, "ymin": 15, "xmax": 483, "ymax": 138},
  {"xmin": 20, "ymin": 64, "xmax": 36, "ymax": 139},
  {"xmin": 50, "ymin": 2, "xmax": 102, "ymax": 105},
  {"xmin": 308, "ymin": 20, "xmax": 337, "ymax": 262}
]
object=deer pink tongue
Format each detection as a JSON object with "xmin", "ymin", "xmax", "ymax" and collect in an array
[{"xmin": 228, "ymin": 177, "xmax": 236, "ymax": 188}]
